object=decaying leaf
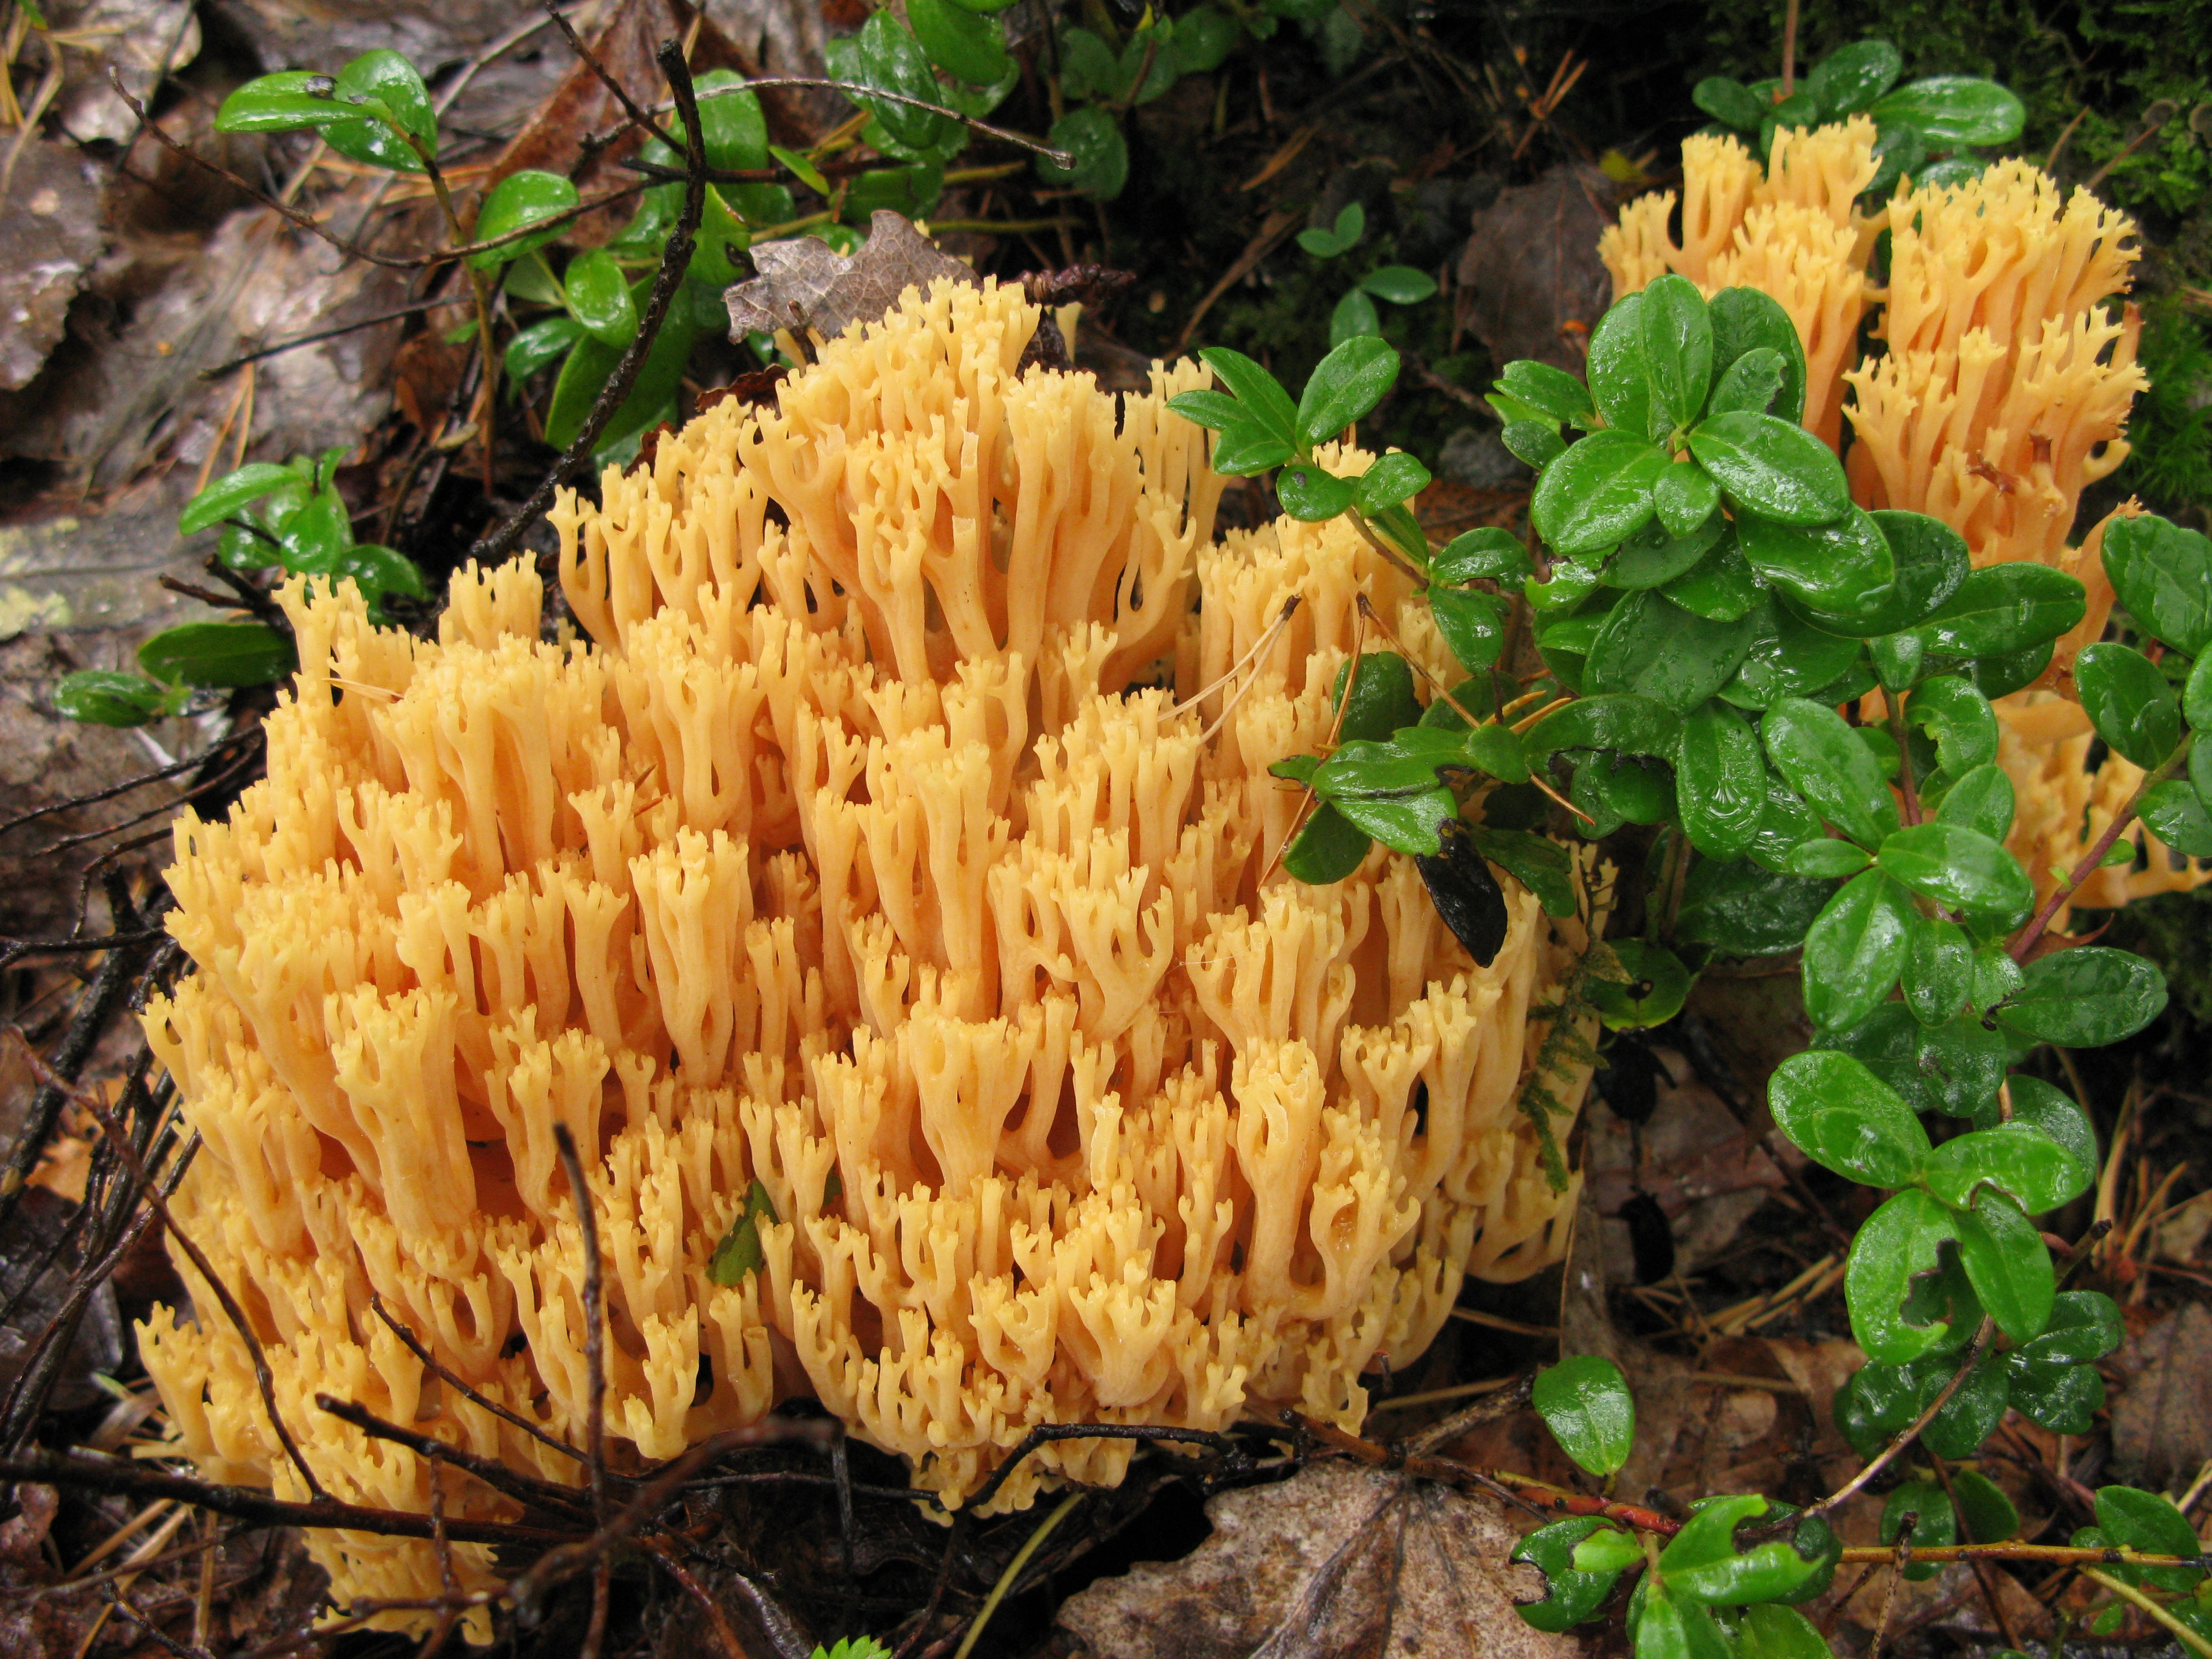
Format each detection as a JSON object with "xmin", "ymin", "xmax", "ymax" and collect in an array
[
  {"xmin": 726, "ymin": 211, "xmax": 975, "ymax": 342},
  {"xmin": 0, "ymin": 142, "xmax": 105, "ymax": 392},
  {"xmin": 1056, "ymin": 1460, "xmax": 1588, "ymax": 1659},
  {"xmin": 2110, "ymin": 1301, "xmax": 2212, "ymax": 1490},
  {"xmin": 1454, "ymin": 164, "xmax": 1616, "ymax": 374}
]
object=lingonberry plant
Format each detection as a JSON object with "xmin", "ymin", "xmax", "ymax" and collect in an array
[{"xmin": 1170, "ymin": 274, "xmax": 2212, "ymax": 1659}]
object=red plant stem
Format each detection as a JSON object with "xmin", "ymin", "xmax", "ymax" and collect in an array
[{"xmin": 2011, "ymin": 735, "xmax": 2192, "ymax": 962}]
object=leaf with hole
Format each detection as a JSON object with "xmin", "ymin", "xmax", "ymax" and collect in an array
[
  {"xmin": 1514, "ymin": 1520, "xmax": 1630, "ymax": 1632},
  {"xmin": 1926, "ymin": 1123, "xmax": 2091, "ymax": 1214},
  {"xmin": 1846, "ymin": 1188, "xmax": 1965, "ymax": 1365}
]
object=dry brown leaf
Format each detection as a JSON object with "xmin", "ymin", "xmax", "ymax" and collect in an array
[
  {"xmin": 0, "ymin": 142, "xmax": 105, "ymax": 392},
  {"xmin": 2110, "ymin": 1300, "xmax": 2212, "ymax": 1490},
  {"xmin": 725, "ymin": 211, "xmax": 975, "ymax": 342},
  {"xmin": 1454, "ymin": 165, "xmax": 1616, "ymax": 374},
  {"xmin": 1055, "ymin": 1460, "xmax": 1589, "ymax": 1659}
]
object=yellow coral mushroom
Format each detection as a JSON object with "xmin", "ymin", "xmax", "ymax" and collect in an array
[{"xmin": 136, "ymin": 276, "xmax": 1594, "ymax": 1629}]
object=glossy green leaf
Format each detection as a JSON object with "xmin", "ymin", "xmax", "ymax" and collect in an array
[
  {"xmin": 1639, "ymin": 274, "xmax": 1713, "ymax": 430},
  {"xmin": 1328, "ymin": 287, "xmax": 1381, "ymax": 347},
  {"xmin": 1664, "ymin": 539, "xmax": 1761, "ymax": 622},
  {"xmin": 1688, "ymin": 413, "xmax": 1851, "ymax": 526},
  {"xmin": 2093, "ymin": 1488, "xmax": 2206, "ymax": 1592},
  {"xmin": 1432, "ymin": 526, "xmax": 1535, "ymax": 587},
  {"xmin": 906, "ymin": 0, "xmax": 1010, "ymax": 84},
  {"xmin": 51, "ymin": 670, "xmax": 171, "ymax": 727},
  {"xmin": 1954, "ymin": 1188, "xmax": 2054, "ymax": 1344},
  {"xmin": 293, "ymin": 543, "xmax": 425, "ymax": 606},
  {"xmin": 1355, "ymin": 451, "xmax": 1430, "ymax": 514},
  {"xmin": 1036, "ymin": 104, "xmax": 1128, "ymax": 198},
  {"xmin": 1652, "ymin": 465, "xmax": 1721, "ymax": 539},
  {"xmin": 2010, "ymin": 1290, "xmax": 2122, "ymax": 1368},
  {"xmin": 1736, "ymin": 1605, "xmax": 1832, "ymax": 1659},
  {"xmin": 1584, "ymin": 590, "xmax": 1760, "ymax": 712},
  {"xmin": 1310, "ymin": 740, "xmax": 1455, "ymax": 855},
  {"xmin": 1533, "ymin": 1354, "xmax": 1635, "ymax": 1477},
  {"xmin": 2008, "ymin": 1361, "xmax": 2104, "ymax": 1434},
  {"xmin": 1808, "ymin": 39, "xmax": 1903, "ymax": 116},
  {"xmin": 1532, "ymin": 432, "xmax": 1671, "ymax": 557},
  {"xmin": 1871, "ymin": 74, "xmax": 2026, "ymax": 147},
  {"xmin": 1876, "ymin": 822, "xmax": 2032, "ymax": 919},
  {"xmin": 1904, "ymin": 676, "xmax": 1998, "ymax": 775},
  {"xmin": 1792, "ymin": 510, "xmax": 1969, "ymax": 638},
  {"xmin": 1468, "ymin": 827, "xmax": 1575, "ymax": 915},
  {"xmin": 1934, "ymin": 763, "xmax": 2015, "ymax": 841},
  {"xmin": 1207, "ymin": 416, "xmax": 1296, "ymax": 476},
  {"xmin": 1997, "ymin": 946, "xmax": 2168, "ymax": 1047},
  {"xmin": 2075, "ymin": 642, "xmax": 2182, "ymax": 769},
  {"xmin": 1359, "ymin": 264, "xmax": 1438, "ymax": 305},
  {"xmin": 1276, "ymin": 462, "xmax": 1358, "ymax": 521},
  {"xmin": 1926, "ymin": 1123, "xmax": 2090, "ymax": 1214},
  {"xmin": 1707, "ymin": 346, "xmax": 1786, "ymax": 418},
  {"xmin": 1846, "ymin": 1188, "xmax": 1964, "ymax": 1365},
  {"xmin": 564, "ymin": 248, "xmax": 637, "ymax": 345},
  {"xmin": 1724, "ymin": 594, "xmax": 1864, "ymax": 709},
  {"xmin": 1496, "ymin": 361, "xmax": 1596, "ymax": 428},
  {"xmin": 691, "ymin": 72, "xmax": 770, "ymax": 172},
  {"xmin": 1802, "ymin": 869, "xmax": 1914, "ymax": 1030},
  {"xmin": 138, "ymin": 621, "xmax": 295, "ymax": 689},
  {"xmin": 1429, "ymin": 588, "xmax": 1507, "ymax": 674},
  {"xmin": 1979, "ymin": 1076, "xmax": 2097, "ymax": 1188},
  {"xmin": 1513, "ymin": 1519, "xmax": 1630, "ymax": 1631},
  {"xmin": 1610, "ymin": 517, "xmax": 1728, "ymax": 590},
  {"xmin": 1879, "ymin": 1480, "xmax": 1956, "ymax": 1580},
  {"xmin": 179, "ymin": 463, "xmax": 304, "ymax": 535},
  {"xmin": 1500, "ymin": 420, "xmax": 1566, "ymax": 469},
  {"xmin": 1585, "ymin": 291, "xmax": 1653, "ymax": 438},
  {"xmin": 1762, "ymin": 697, "xmax": 1899, "ymax": 851},
  {"xmin": 2103, "ymin": 512, "xmax": 2212, "ymax": 654},
  {"xmin": 1768, "ymin": 1050, "xmax": 1930, "ymax": 1187},
  {"xmin": 1588, "ymin": 939, "xmax": 1693, "ymax": 1030},
  {"xmin": 319, "ymin": 49, "xmax": 435, "ymax": 171},
  {"xmin": 1167, "ymin": 6, "xmax": 1239, "ymax": 72},
  {"xmin": 1785, "ymin": 837, "xmax": 1871, "ymax": 878},
  {"xmin": 505, "ymin": 314, "xmax": 585, "ymax": 385},
  {"xmin": 1282, "ymin": 804, "xmax": 1371, "ymax": 884},
  {"xmin": 1296, "ymin": 335, "xmax": 1399, "ymax": 451},
  {"xmin": 1735, "ymin": 507, "xmax": 1894, "ymax": 613},
  {"xmin": 1903, "ymin": 914, "xmax": 1973, "ymax": 1026},
  {"xmin": 1674, "ymin": 857, "xmax": 1834, "ymax": 956},
  {"xmin": 1693, "ymin": 75, "xmax": 1766, "ymax": 130},
  {"xmin": 2142, "ymin": 779, "xmax": 2212, "ymax": 857},
  {"xmin": 1675, "ymin": 701, "xmax": 1767, "ymax": 859},
  {"xmin": 1329, "ymin": 653, "xmax": 1423, "ymax": 742},
  {"xmin": 1905, "ymin": 564, "xmax": 2086, "ymax": 659},
  {"xmin": 1661, "ymin": 1495, "xmax": 1825, "ymax": 1607},
  {"xmin": 1950, "ymin": 1469, "xmax": 2020, "ymax": 1543},
  {"xmin": 1522, "ymin": 693, "xmax": 1682, "ymax": 764},
  {"xmin": 1815, "ymin": 1005, "xmax": 2005, "ymax": 1119},
  {"xmin": 469, "ymin": 169, "xmax": 581, "ymax": 270},
  {"xmin": 832, "ymin": 13, "xmax": 957, "ymax": 153},
  {"xmin": 1708, "ymin": 288, "xmax": 1807, "ymax": 426}
]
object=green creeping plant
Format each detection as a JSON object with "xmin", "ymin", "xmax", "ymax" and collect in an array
[
  {"xmin": 1172, "ymin": 272, "xmax": 2202, "ymax": 1659},
  {"xmin": 1691, "ymin": 39, "xmax": 2025, "ymax": 198},
  {"xmin": 55, "ymin": 452, "xmax": 426, "ymax": 727},
  {"xmin": 1295, "ymin": 200, "xmax": 1441, "ymax": 347}
]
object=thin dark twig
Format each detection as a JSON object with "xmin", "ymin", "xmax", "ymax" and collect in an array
[
  {"xmin": 472, "ymin": 41, "xmax": 707, "ymax": 566},
  {"xmin": 633, "ymin": 1537, "xmax": 748, "ymax": 1659},
  {"xmin": 0, "ymin": 1136, "xmax": 197, "ymax": 1452},
  {"xmin": 0, "ymin": 734, "xmax": 257, "ymax": 838},
  {"xmin": 368, "ymin": 1293, "xmax": 587, "ymax": 1467},
  {"xmin": 0, "ymin": 907, "xmax": 156, "ymax": 1236},
  {"xmin": 31, "ymin": 745, "xmax": 265, "ymax": 858},
  {"xmin": 959, "ymin": 1422, "xmax": 1254, "ymax": 1515},
  {"xmin": 201, "ymin": 298, "xmax": 454, "ymax": 379},
  {"xmin": 1809, "ymin": 1318, "xmax": 1996, "ymax": 1521},
  {"xmin": 0, "ymin": 1449, "xmax": 572, "ymax": 1547},
  {"xmin": 895, "ymin": 1517, "xmax": 963, "ymax": 1659},
  {"xmin": 312, "ymin": 1396, "xmax": 594, "ymax": 1520},
  {"xmin": 541, "ymin": 0, "xmax": 681, "ymax": 153},
  {"xmin": 669, "ymin": 79, "xmax": 1074, "ymax": 168},
  {"xmin": 14, "ymin": 1040, "xmax": 328, "ymax": 1501},
  {"xmin": 552, "ymin": 1120, "xmax": 611, "ymax": 1659}
]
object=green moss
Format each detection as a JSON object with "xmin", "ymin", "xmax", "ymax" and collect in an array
[{"xmin": 2118, "ymin": 299, "xmax": 2212, "ymax": 524}]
